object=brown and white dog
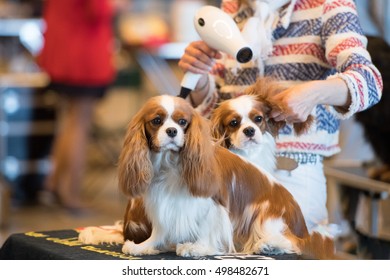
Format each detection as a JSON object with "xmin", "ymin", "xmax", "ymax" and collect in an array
[
  {"xmin": 79, "ymin": 94, "xmax": 333, "ymax": 259},
  {"xmin": 210, "ymin": 78, "xmax": 313, "ymax": 174}
]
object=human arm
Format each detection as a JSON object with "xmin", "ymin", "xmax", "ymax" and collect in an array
[
  {"xmin": 178, "ymin": 41, "xmax": 222, "ymax": 107},
  {"xmin": 270, "ymin": 78, "xmax": 350, "ymax": 123},
  {"xmin": 271, "ymin": 0, "xmax": 382, "ymax": 123}
]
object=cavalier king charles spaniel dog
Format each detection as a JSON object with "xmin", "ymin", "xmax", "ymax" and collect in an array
[
  {"xmin": 79, "ymin": 94, "xmax": 333, "ymax": 259},
  {"xmin": 210, "ymin": 78, "xmax": 314, "ymax": 174}
]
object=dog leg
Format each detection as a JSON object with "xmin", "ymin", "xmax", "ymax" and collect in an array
[
  {"xmin": 122, "ymin": 240, "xmax": 160, "ymax": 256},
  {"xmin": 243, "ymin": 218, "xmax": 299, "ymax": 255},
  {"xmin": 122, "ymin": 231, "xmax": 167, "ymax": 256},
  {"xmin": 176, "ymin": 242, "xmax": 218, "ymax": 257}
]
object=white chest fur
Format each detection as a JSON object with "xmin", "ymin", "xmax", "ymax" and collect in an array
[{"xmin": 140, "ymin": 152, "xmax": 234, "ymax": 255}]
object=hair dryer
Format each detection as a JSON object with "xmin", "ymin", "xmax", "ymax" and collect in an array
[{"xmin": 179, "ymin": 5, "xmax": 253, "ymax": 99}]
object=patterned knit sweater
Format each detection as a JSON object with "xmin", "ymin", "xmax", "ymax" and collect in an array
[{"xmin": 196, "ymin": 0, "xmax": 383, "ymax": 158}]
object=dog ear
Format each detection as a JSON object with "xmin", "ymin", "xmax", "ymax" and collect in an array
[
  {"xmin": 247, "ymin": 77, "xmax": 314, "ymax": 136},
  {"xmin": 181, "ymin": 111, "xmax": 219, "ymax": 197},
  {"xmin": 266, "ymin": 115, "xmax": 314, "ymax": 137},
  {"xmin": 118, "ymin": 110, "xmax": 153, "ymax": 198},
  {"xmin": 210, "ymin": 110, "xmax": 229, "ymax": 148},
  {"xmin": 292, "ymin": 115, "xmax": 314, "ymax": 136},
  {"xmin": 266, "ymin": 117, "xmax": 286, "ymax": 137}
]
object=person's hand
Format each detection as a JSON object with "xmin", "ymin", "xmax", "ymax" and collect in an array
[
  {"xmin": 178, "ymin": 41, "xmax": 222, "ymax": 75},
  {"xmin": 269, "ymin": 81, "xmax": 323, "ymax": 123},
  {"xmin": 179, "ymin": 41, "xmax": 223, "ymax": 106},
  {"xmin": 269, "ymin": 78, "xmax": 350, "ymax": 123}
]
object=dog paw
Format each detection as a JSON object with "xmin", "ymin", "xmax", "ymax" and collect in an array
[
  {"xmin": 258, "ymin": 243, "xmax": 293, "ymax": 255},
  {"xmin": 176, "ymin": 243, "xmax": 214, "ymax": 257},
  {"xmin": 78, "ymin": 228, "xmax": 98, "ymax": 245},
  {"xmin": 122, "ymin": 240, "xmax": 160, "ymax": 256},
  {"xmin": 260, "ymin": 244, "xmax": 283, "ymax": 255}
]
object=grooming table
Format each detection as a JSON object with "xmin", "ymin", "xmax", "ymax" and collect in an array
[{"xmin": 0, "ymin": 229, "xmax": 304, "ymax": 260}]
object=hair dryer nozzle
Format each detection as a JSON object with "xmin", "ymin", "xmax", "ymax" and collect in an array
[{"xmin": 237, "ymin": 47, "xmax": 253, "ymax": 63}]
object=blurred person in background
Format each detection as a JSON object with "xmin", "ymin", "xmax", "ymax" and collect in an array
[{"xmin": 38, "ymin": 0, "xmax": 118, "ymax": 212}]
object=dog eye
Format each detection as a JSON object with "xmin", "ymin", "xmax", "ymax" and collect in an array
[
  {"xmin": 178, "ymin": 119, "xmax": 187, "ymax": 126},
  {"xmin": 229, "ymin": 119, "xmax": 239, "ymax": 127},
  {"xmin": 254, "ymin": 116, "xmax": 263, "ymax": 123},
  {"xmin": 151, "ymin": 117, "xmax": 162, "ymax": 125}
]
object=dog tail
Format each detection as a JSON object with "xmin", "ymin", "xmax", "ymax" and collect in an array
[
  {"xmin": 78, "ymin": 221, "xmax": 124, "ymax": 245},
  {"xmin": 298, "ymin": 229, "xmax": 335, "ymax": 260}
]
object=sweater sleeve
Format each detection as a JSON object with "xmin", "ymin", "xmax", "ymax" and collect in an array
[
  {"xmin": 321, "ymin": 0, "xmax": 383, "ymax": 119},
  {"xmin": 194, "ymin": 74, "xmax": 219, "ymax": 118}
]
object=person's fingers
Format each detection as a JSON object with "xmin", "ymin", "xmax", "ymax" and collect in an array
[
  {"xmin": 270, "ymin": 109, "xmax": 283, "ymax": 120},
  {"xmin": 179, "ymin": 41, "xmax": 219, "ymax": 73}
]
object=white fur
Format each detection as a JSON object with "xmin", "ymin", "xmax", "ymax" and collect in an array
[
  {"xmin": 78, "ymin": 222, "xmax": 123, "ymax": 245},
  {"xmin": 228, "ymin": 95, "xmax": 277, "ymax": 173},
  {"xmin": 232, "ymin": 132, "xmax": 276, "ymax": 174},
  {"xmin": 244, "ymin": 217, "xmax": 300, "ymax": 255},
  {"xmin": 122, "ymin": 151, "xmax": 234, "ymax": 257},
  {"xmin": 157, "ymin": 96, "xmax": 184, "ymax": 151},
  {"xmin": 231, "ymin": 201, "xmax": 299, "ymax": 255}
]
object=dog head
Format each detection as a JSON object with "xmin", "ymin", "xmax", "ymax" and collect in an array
[
  {"xmin": 211, "ymin": 94, "xmax": 276, "ymax": 150},
  {"xmin": 118, "ymin": 95, "xmax": 218, "ymax": 197}
]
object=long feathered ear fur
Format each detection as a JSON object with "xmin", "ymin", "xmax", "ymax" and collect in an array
[
  {"xmin": 181, "ymin": 111, "xmax": 220, "ymax": 197},
  {"xmin": 210, "ymin": 111, "xmax": 229, "ymax": 148},
  {"xmin": 118, "ymin": 109, "xmax": 153, "ymax": 198},
  {"xmin": 245, "ymin": 77, "xmax": 314, "ymax": 136}
]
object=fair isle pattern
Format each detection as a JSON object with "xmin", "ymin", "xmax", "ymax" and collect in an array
[
  {"xmin": 224, "ymin": 68, "xmax": 260, "ymax": 86},
  {"xmin": 276, "ymin": 152, "xmax": 324, "ymax": 165},
  {"xmin": 266, "ymin": 63, "xmax": 335, "ymax": 81},
  {"xmin": 323, "ymin": 0, "xmax": 356, "ymax": 13},
  {"xmin": 201, "ymin": 0, "xmax": 382, "ymax": 157},
  {"xmin": 321, "ymin": 13, "xmax": 364, "ymax": 41},
  {"xmin": 279, "ymin": 105, "xmax": 338, "ymax": 136},
  {"xmin": 276, "ymin": 142, "xmax": 340, "ymax": 153},
  {"xmin": 272, "ymin": 43, "xmax": 327, "ymax": 62},
  {"xmin": 315, "ymin": 105, "xmax": 339, "ymax": 134},
  {"xmin": 294, "ymin": 0, "xmax": 325, "ymax": 10},
  {"xmin": 327, "ymin": 38, "xmax": 364, "ymax": 66}
]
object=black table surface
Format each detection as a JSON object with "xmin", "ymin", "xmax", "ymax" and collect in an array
[{"xmin": 0, "ymin": 229, "xmax": 304, "ymax": 260}]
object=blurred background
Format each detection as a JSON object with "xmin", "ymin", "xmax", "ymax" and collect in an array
[{"xmin": 0, "ymin": 0, "xmax": 389, "ymax": 260}]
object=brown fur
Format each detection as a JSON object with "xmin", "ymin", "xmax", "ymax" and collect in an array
[
  {"xmin": 180, "ymin": 109, "xmax": 222, "ymax": 197},
  {"xmin": 244, "ymin": 77, "xmax": 314, "ymax": 136},
  {"xmin": 123, "ymin": 197, "xmax": 152, "ymax": 244}
]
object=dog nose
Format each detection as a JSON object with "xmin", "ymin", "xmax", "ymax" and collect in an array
[
  {"xmin": 243, "ymin": 127, "xmax": 255, "ymax": 137},
  {"xmin": 166, "ymin": 127, "xmax": 178, "ymax": 138}
]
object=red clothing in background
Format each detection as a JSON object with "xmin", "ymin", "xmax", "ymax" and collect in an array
[{"xmin": 38, "ymin": 0, "xmax": 115, "ymax": 86}]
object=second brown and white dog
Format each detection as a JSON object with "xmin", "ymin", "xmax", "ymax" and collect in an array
[
  {"xmin": 211, "ymin": 78, "xmax": 313, "ymax": 174},
  {"xmin": 79, "ymin": 94, "xmax": 333, "ymax": 259}
]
